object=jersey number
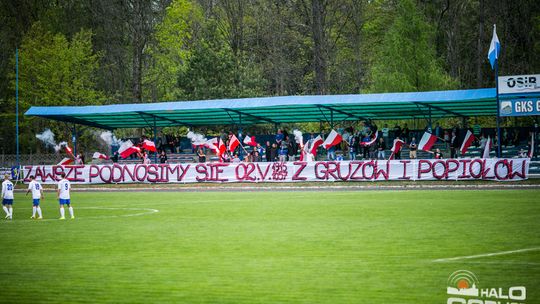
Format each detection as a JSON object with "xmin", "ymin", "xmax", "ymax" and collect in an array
[
  {"xmin": 35, "ymin": 184, "xmax": 40, "ymax": 190},
  {"xmin": 7, "ymin": 185, "xmax": 12, "ymax": 191},
  {"xmin": 65, "ymin": 184, "xmax": 68, "ymax": 190}
]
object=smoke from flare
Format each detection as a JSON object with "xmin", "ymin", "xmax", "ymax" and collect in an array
[
  {"xmin": 187, "ymin": 131, "xmax": 207, "ymax": 145},
  {"xmin": 36, "ymin": 129, "xmax": 57, "ymax": 148},
  {"xmin": 293, "ymin": 129, "xmax": 303, "ymax": 145},
  {"xmin": 100, "ymin": 131, "xmax": 122, "ymax": 146}
]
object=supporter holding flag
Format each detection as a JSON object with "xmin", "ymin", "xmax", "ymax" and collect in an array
[
  {"xmin": 92, "ymin": 152, "xmax": 109, "ymax": 160},
  {"xmin": 217, "ymin": 138, "xmax": 227, "ymax": 157},
  {"xmin": 323, "ymin": 130, "xmax": 342, "ymax": 149},
  {"xmin": 389, "ymin": 138, "xmax": 405, "ymax": 160},
  {"xmin": 243, "ymin": 135, "xmax": 257, "ymax": 147},
  {"xmin": 204, "ymin": 138, "xmax": 218, "ymax": 153},
  {"xmin": 460, "ymin": 130, "xmax": 475, "ymax": 156},
  {"xmin": 118, "ymin": 140, "xmax": 141, "ymax": 159},
  {"xmin": 417, "ymin": 132, "xmax": 437, "ymax": 152},
  {"xmin": 228, "ymin": 134, "xmax": 240, "ymax": 152},
  {"xmin": 142, "ymin": 139, "xmax": 157, "ymax": 152},
  {"xmin": 311, "ymin": 135, "xmax": 323, "ymax": 156},
  {"xmin": 359, "ymin": 131, "xmax": 378, "ymax": 147}
]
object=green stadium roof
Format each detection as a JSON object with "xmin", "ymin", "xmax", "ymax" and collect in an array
[{"xmin": 25, "ymin": 88, "xmax": 499, "ymax": 130}]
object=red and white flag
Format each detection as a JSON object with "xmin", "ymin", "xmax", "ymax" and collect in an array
[
  {"xmin": 311, "ymin": 135, "xmax": 324, "ymax": 155},
  {"xmin": 360, "ymin": 132, "xmax": 378, "ymax": 147},
  {"xmin": 389, "ymin": 139, "xmax": 405, "ymax": 160},
  {"xmin": 57, "ymin": 157, "xmax": 73, "ymax": 166},
  {"xmin": 418, "ymin": 132, "xmax": 437, "ymax": 151},
  {"xmin": 243, "ymin": 135, "xmax": 257, "ymax": 147},
  {"xmin": 228, "ymin": 134, "xmax": 240, "ymax": 152},
  {"xmin": 118, "ymin": 140, "xmax": 141, "ymax": 159},
  {"xmin": 92, "ymin": 152, "xmax": 109, "ymax": 160},
  {"xmin": 142, "ymin": 139, "xmax": 157, "ymax": 152},
  {"xmin": 460, "ymin": 130, "xmax": 475, "ymax": 155},
  {"xmin": 482, "ymin": 136, "xmax": 492, "ymax": 159},
  {"xmin": 528, "ymin": 133, "xmax": 535, "ymax": 158},
  {"xmin": 204, "ymin": 138, "xmax": 218, "ymax": 152},
  {"xmin": 323, "ymin": 130, "xmax": 342, "ymax": 149},
  {"xmin": 217, "ymin": 138, "xmax": 227, "ymax": 156}
]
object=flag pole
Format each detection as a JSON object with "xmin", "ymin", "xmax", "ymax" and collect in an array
[
  {"xmin": 495, "ymin": 57, "xmax": 502, "ymax": 158},
  {"xmin": 15, "ymin": 48, "xmax": 20, "ymax": 168}
]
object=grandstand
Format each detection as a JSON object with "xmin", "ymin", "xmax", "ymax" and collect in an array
[{"xmin": 6, "ymin": 87, "xmax": 536, "ymax": 177}]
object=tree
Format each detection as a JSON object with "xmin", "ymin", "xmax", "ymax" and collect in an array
[
  {"xmin": 143, "ymin": 0, "xmax": 202, "ymax": 101},
  {"xmin": 17, "ymin": 22, "xmax": 105, "ymax": 107},
  {"xmin": 177, "ymin": 21, "xmax": 266, "ymax": 100},
  {"xmin": 366, "ymin": 0, "xmax": 458, "ymax": 93}
]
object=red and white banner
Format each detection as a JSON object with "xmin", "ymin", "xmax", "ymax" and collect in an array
[
  {"xmin": 323, "ymin": 130, "xmax": 342, "ymax": 149},
  {"xmin": 243, "ymin": 136, "xmax": 257, "ymax": 147},
  {"xmin": 142, "ymin": 140, "xmax": 157, "ymax": 152},
  {"xmin": 228, "ymin": 135, "xmax": 240, "ymax": 152},
  {"xmin": 92, "ymin": 152, "xmax": 109, "ymax": 160},
  {"xmin": 389, "ymin": 139, "xmax": 405, "ymax": 160},
  {"xmin": 418, "ymin": 132, "xmax": 437, "ymax": 151},
  {"xmin": 118, "ymin": 140, "xmax": 141, "ymax": 159},
  {"xmin": 217, "ymin": 138, "xmax": 226, "ymax": 156},
  {"xmin": 311, "ymin": 135, "xmax": 323, "ymax": 155},
  {"xmin": 460, "ymin": 130, "xmax": 475, "ymax": 155},
  {"xmin": 22, "ymin": 158, "xmax": 529, "ymax": 184},
  {"xmin": 360, "ymin": 132, "xmax": 378, "ymax": 147}
]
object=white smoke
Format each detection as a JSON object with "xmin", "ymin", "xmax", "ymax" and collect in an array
[
  {"xmin": 187, "ymin": 131, "xmax": 207, "ymax": 145},
  {"xmin": 55, "ymin": 141, "xmax": 68, "ymax": 152},
  {"xmin": 36, "ymin": 129, "xmax": 56, "ymax": 148},
  {"xmin": 100, "ymin": 131, "xmax": 122, "ymax": 146},
  {"xmin": 35, "ymin": 129, "xmax": 72, "ymax": 153},
  {"xmin": 293, "ymin": 129, "xmax": 303, "ymax": 144}
]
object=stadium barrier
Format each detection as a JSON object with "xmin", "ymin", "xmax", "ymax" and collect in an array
[{"xmin": 22, "ymin": 158, "xmax": 529, "ymax": 184}]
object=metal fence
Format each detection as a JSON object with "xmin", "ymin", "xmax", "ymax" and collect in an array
[{"xmin": 0, "ymin": 154, "xmax": 66, "ymax": 167}]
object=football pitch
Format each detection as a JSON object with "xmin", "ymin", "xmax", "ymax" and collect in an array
[{"xmin": 0, "ymin": 189, "xmax": 539, "ymax": 303}]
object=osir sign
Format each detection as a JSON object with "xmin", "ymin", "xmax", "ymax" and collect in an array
[{"xmin": 498, "ymin": 74, "xmax": 540, "ymax": 94}]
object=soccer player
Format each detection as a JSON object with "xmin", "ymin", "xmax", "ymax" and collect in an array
[
  {"xmin": 2, "ymin": 174, "xmax": 14, "ymax": 220},
  {"xmin": 57, "ymin": 172, "xmax": 74, "ymax": 220},
  {"xmin": 26, "ymin": 175, "xmax": 44, "ymax": 219}
]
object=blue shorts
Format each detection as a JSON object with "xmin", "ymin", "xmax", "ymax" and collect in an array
[
  {"xmin": 59, "ymin": 199, "xmax": 71, "ymax": 205},
  {"xmin": 2, "ymin": 199, "xmax": 13, "ymax": 205},
  {"xmin": 33, "ymin": 199, "xmax": 40, "ymax": 206}
]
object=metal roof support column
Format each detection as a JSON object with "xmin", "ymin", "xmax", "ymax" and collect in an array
[
  {"xmin": 428, "ymin": 107, "xmax": 432, "ymax": 131},
  {"xmin": 330, "ymin": 109, "xmax": 334, "ymax": 129},
  {"xmin": 153, "ymin": 117, "xmax": 157, "ymax": 163},
  {"xmin": 72, "ymin": 124, "xmax": 77, "ymax": 157}
]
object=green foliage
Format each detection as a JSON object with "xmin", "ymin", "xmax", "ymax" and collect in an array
[
  {"xmin": 143, "ymin": 0, "xmax": 202, "ymax": 101},
  {"xmin": 17, "ymin": 22, "xmax": 105, "ymax": 108},
  {"xmin": 366, "ymin": 0, "xmax": 458, "ymax": 93}
]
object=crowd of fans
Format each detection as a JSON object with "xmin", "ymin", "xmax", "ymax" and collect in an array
[{"xmin": 98, "ymin": 121, "xmax": 538, "ymax": 164}]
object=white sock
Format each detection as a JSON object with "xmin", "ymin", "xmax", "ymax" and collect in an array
[
  {"xmin": 68, "ymin": 207, "xmax": 74, "ymax": 218},
  {"xmin": 37, "ymin": 207, "xmax": 42, "ymax": 218},
  {"xmin": 2, "ymin": 206, "xmax": 8, "ymax": 216},
  {"xmin": 32, "ymin": 207, "xmax": 37, "ymax": 217},
  {"xmin": 8, "ymin": 207, "xmax": 13, "ymax": 218},
  {"xmin": 60, "ymin": 207, "xmax": 65, "ymax": 218}
]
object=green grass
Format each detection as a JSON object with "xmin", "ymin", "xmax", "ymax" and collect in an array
[{"xmin": 0, "ymin": 190, "xmax": 539, "ymax": 303}]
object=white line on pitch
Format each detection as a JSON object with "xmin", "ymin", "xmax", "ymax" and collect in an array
[{"xmin": 433, "ymin": 247, "xmax": 540, "ymax": 262}]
